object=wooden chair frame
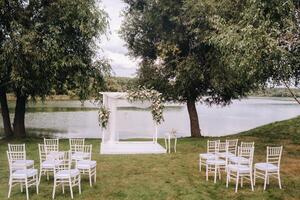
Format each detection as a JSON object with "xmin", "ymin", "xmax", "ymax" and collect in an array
[
  {"xmin": 254, "ymin": 146, "xmax": 283, "ymax": 190},
  {"xmin": 7, "ymin": 151, "xmax": 39, "ymax": 200}
]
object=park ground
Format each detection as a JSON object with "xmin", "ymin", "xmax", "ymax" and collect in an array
[{"xmin": 0, "ymin": 117, "xmax": 299, "ymax": 200}]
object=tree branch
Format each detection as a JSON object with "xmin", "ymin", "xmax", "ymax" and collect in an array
[{"xmin": 283, "ymin": 80, "xmax": 300, "ymax": 104}]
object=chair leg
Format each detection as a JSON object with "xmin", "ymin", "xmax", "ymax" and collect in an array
[
  {"xmin": 254, "ymin": 168, "xmax": 256, "ymax": 186},
  {"xmin": 235, "ymin": 172, "xmax": 239, "ymax": 193},
  {"xmin": 168, "ymin": 137, "xmax": 171, "ymax": 154},
  {"xmin": 47, "ymin": 171, "xmax": 49, "ymax": 181},
  {"xmin": 278, "ymin": 171, "xmax": 282, "ymax": 189},
  {"xmin": 36, "ymin": 175, "xmax": 39, "ymax": 194},
  {"xmin": 39, "ymin": 169, "xmax": 43, "ymax": 184},
  {"xmin": 21, "ymin": 183, "xmax": 23, "ymax": 192},
  {"xmin": 218, "ymin": 166, "xmax": 221, "ymax": 180},
  {"xmin": 226, "ymin": 170, "xmax": 230, "ymax": 188},
  {"xmin": 250, "ymin": 171, "xmax": 254, "ymax": 191},
  {"xmin": 174, "ymin": 138, "xmax": 177, "ymax": 153},
  {"xmin": 69, "ymin": 179, "xmax": 74, "ymax": 199},
  {"xmin": 241, "ymin": 177, "xmax": 243, "ymax": 187},
  {"xmin": 214, "ymin": 165, "xmax": 217, "ymax": 183},
  {"xmin": 62, "ymin": 183, "xmax": 65, "ymax": 194},
  {"xmin": 164, "ymin": 137, "xmax": 167, "ymax": 151},
  {"xmin": 94, "ymin": 168, "xmax": 97, "ymax": 183},
  {"xmin": 52, "ymin": 180, "xmax": 56, "ymax": 199},
  {"xmin": 89, "ymin": 170, "xmax": 92, "ymax": 187},
  {"xmin": 25, "ymin": 179, "xmax": 29, "ymax": 200},
  {"xmin": 263, "ymin": 171, "xmax": 268, "ymax": 190},
  {"xmin": 199, "ymin": 157, "xmax": 202, "ymax": 172},
  {"xmin": 206, "ymin": 164, "xmax": 209, "ymax": 181},
  {"xmin": 8, "ymin": 178, "xmax": 12, "ymax": 198},
  {"xmin": 78, "ymin": 176, "xmax": 81, "ymax": 194}
]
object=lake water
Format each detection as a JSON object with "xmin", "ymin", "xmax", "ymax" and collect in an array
[{"xmin": 0, "ymin": 97, "xmax": 300, "ymax": 138}]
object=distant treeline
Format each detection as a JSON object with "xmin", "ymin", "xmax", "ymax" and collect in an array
[
  {"xmin": 249, "ymin": 88, "xmax": 300, "ymax": 97},
  {"xmin": 6, "ymin": 77, "xmax": 299, "ymax": 100},
  {"xmin": 6, "ymin": 77, "xmax": 137, "ymax": 101},
  {"xmin": 107, "ymin": 77, "xmax": 300, "ymax": 98},
  {"xmin": 104, "ymin": 77, "xmax": 138, "ymax": 92}
]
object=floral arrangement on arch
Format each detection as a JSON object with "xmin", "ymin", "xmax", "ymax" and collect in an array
[
  {"xmin": 98, "ymin": 106, "xmax": 110, "ymax": 129},
  {"xmin": 127, "ymin": 87, "xmax": 165, "ymax": 124}
]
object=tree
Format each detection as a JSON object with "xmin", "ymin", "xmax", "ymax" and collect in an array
[
  {"xmin": 0, "ymin": 0, "xmax": 109, "ymax": 137},
  {"xmin": 204, "ymin": 0, "xmax": 299, "ymax": 103},
  {"xmin": 121, "ymin": 0, "xmax": 271, "ymax": 137}
]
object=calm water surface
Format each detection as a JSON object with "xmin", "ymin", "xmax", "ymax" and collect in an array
[{"xmin": 1, "ymin": 98, "xmax": 299, "ymax": 138}]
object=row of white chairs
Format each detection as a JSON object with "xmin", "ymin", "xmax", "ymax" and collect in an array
[
  {"xmin": 199, "ymin": 139, "xmax": 283, "ymax": 192},
  {"xmin": 7, "ymin": 138, "xmax": 96, "ymax": 200}
]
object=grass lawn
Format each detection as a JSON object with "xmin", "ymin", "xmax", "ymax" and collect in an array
[{"xmin": 0, "ymin": 117, "xmax": 300, "ymax": 200}]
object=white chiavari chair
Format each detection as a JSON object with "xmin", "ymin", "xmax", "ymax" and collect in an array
[
  {"xmin": 7, "ymin": 151, "xmax": 39, "ymax": 200},
  {"xmin": 217, "ymin": 139, "xmax": 238, "ymax": 159},
  {"xmin": 229, "ymin": 142, "xmax": 255, "ymax": 165},
  {"xmin": 38, "ymin": 144, "xmax": 62, "ymax": 182},
  {"xmin": 52, "ymin": 151, "xmax": 81, "ymax": 199},
  {"xmin": 205, "ymin": 141, "xmax": 227, "ymax": 183},
  {"xmin": 75, "ymin": 145, "xmax": 97, "ymax": 187},
  {"xmin": 69, "ymin": 138, "xmax": 85, "ymax": 153},
  {"xmin": 69, "ymin": 139, "xmax": 87, "ymax": 161},
  {"xmin": 44, "ymin": 138, "xmax": 59, "ymax": 152},
  {"xmin": 44, "ymin": 138, "xmax": 63, "ymax": 160},
  {"xmin": 199, "ymin": 140, "xmax": 220, "ymax": 172},
  {"xmin": 254, "ymin": 146, "xmax": 283, "ymax": 190},
  {"xmin": 8, "ymin": 144, "xmax": 34, "ymax": 169},
  {"xmin": 226, "ymin": 146, "xmax": 255, "ymax": 192}
]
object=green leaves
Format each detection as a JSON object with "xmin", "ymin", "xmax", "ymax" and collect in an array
[
  {"xmin": 121, "ymin": 0, "xmax": 299, "ymax": 106},
  {"xmin": 0, "ymin": 0, "xmax": 109, "ymax": 99}
]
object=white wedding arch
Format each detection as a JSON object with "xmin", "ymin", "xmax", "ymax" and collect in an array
[{"xmin": 99, "ymin": 92, "xmax": 167, "ymax": 154}]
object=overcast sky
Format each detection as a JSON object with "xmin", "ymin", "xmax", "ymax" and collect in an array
[{"xmin": 100, "ymin": 0, "xmax": 138, "ymax": 77}]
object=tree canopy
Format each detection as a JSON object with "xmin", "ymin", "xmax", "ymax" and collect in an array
[
  {"xmin": 0, "ymin": 0, "xmax": 109, "ymax": 137},
  {"xmin": 121, "ymin": 0, "xmax": 299, "ymax": 137}
]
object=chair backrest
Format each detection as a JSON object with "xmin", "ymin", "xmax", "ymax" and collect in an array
[
  {"xmin": 237, "ymin": 146, "xmax": 255, "ymax": 166},
  {"xmin": 54, "ymin": 151, "xmax": 72, "ymax": 175},
  {"xmin": 44, "ymin": 138, "xmax": 59, "ymax": 152},
  {"xmin": 69, "ymin": 138, "xmax": 85, "ymax": 153},
  {"xmin": 267, "ymin": 146, "xmax": 283, "ymax": 168},
  {"xmin": 207, "ymin": 140, "xmax": 220, "ymax": 153},
  {"xmin": 241, "ymin": 142, "xmax": 255, "ymax": 148},
  {"xmin": 83, "ymin": 144, "xmax": 92, "ymax": 160},
  {"xmin": 7, "ymin": 151, "xmax": 27, "ymax": 172},
  {"xmin": 8, "ymin": 143, "xmax": 26, "ymax": 152},
  {"xmin": 38, "ymin": 144, "xmax": 47, "ymax": 163},
  {"xmin": 226, "ymin": 139, "xmax": 238, "ymax": 155},
  {"xmin": 218, "ymin": 141, "xmax": 226, "ymax": 153}
]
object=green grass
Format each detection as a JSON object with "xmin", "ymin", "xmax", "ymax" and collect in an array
[{"xmin": 0, "ymin": 117, "xmax": 300, "ymax": 199}]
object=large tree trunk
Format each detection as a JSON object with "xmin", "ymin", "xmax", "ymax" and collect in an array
[
  {"xmin": 187, "ymin": 99, "xmax": 201, "ymax": 137},
  {"xmin": 0, "ymin": 88, "xmax": 13, "ymax": 137},
  {"xmin": 13, "ymin": 92, "xmax": 27, "ymax": 138}
]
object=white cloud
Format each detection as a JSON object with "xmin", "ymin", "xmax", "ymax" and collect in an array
[{"xmin": 99, "ymin": 0, "xmax": 139, "ymax": 77}]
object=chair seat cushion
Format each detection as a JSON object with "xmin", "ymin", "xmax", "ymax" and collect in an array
[
  {"xmin": 199, "ymin": 153, "xmax": 217, "ymax": 160},
  {"xmin": 12, "ymin": 169, "xmax": 38, "ymax": 179},
  {"xmin": 217, "ymin": 152, "xmax": 235, "ymax": 158},
  {"xmin": 56, "ymin": 169, "xmax": 80, "ymax": 179},
  {"xmin": 77, "ymin": 160, "xmax": 96, "ymax": 170},
  {"xmin": 72, "ymin": 152, "xmax": 90, "ymax": 160},
  {"xmin": 41, "ymin": 160, "xmax": 63, "ymax": 169},
  {"xmin": 47, "ymin": 152, "xmax": 64, "ymax": 160},
  {"xmin": 229, "ymin": 156, "xmax": 249, "ymax": 164},
  {"xmin": 255, "ymin": 163, "xmax": 278, "ymax": 171},
  {"xmin": 227, "ymin": 164, "xmax": 251, "ymax": 173},
  {"xmin": 206, "ymin": 159, "xmax": 226, "ymax": 165},
  {"xmin": 12, "ymin": 160, "xmax": 34, "ymax": 168}
]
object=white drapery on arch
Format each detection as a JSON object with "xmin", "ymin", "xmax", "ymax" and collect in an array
[{"xmin": 99, "ymin": 92, "xmax": 165, "ymax": 154}]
